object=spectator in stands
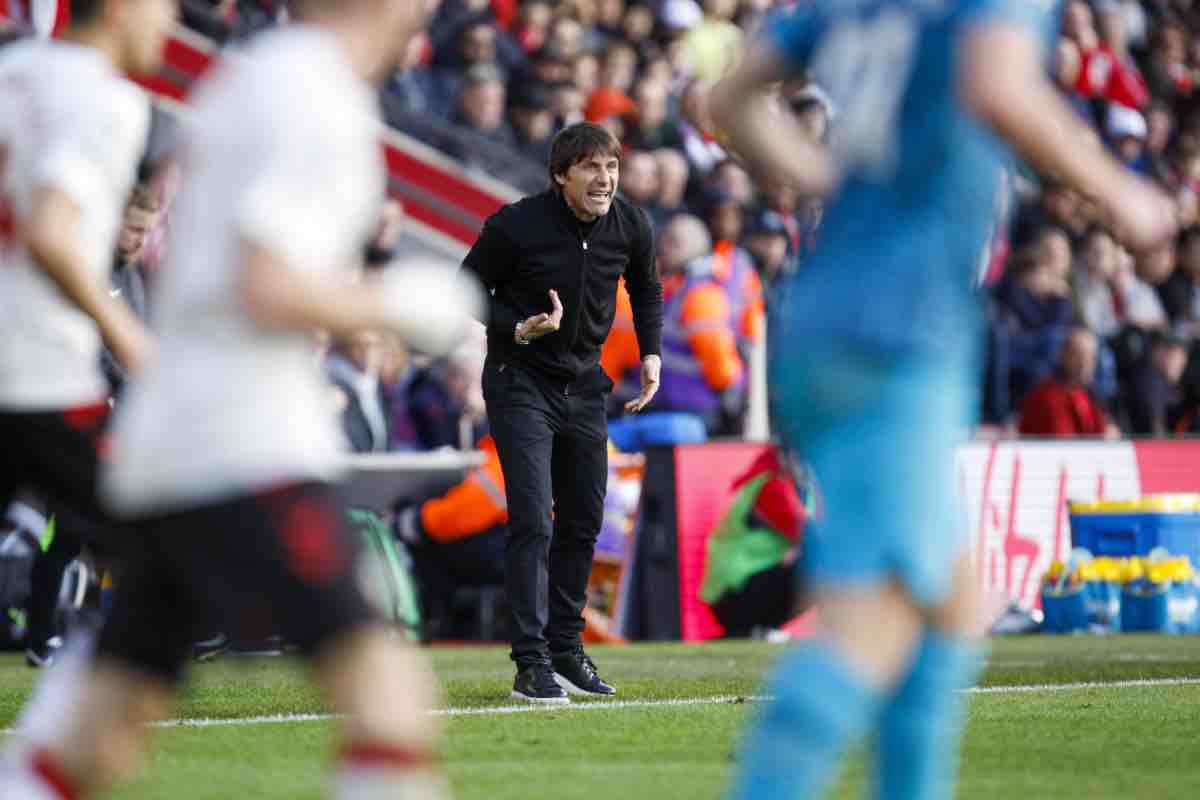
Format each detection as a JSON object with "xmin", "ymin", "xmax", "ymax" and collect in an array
[
  {"xmin": 379, "ymin": 333, "xmax": 420, "ymax": 451},
  {"xmin": 1107, "ymin": 104, "xmax": 1148, "ymax": 173},
  {"xmin": 431, "ymin": 17, "xmax": 504, "ymax": 103},
  {"xmin": 1159, "ymin": 227, "xmax": 1200, "ymax": 330},
  {"xmin": 508, "ymin": 81, "xmax": 556, "ymax": 164},
  {"xmin": 545, "ymin": 15, "xmax": 584, "ymax": 60},
  {"xmin": 1055, "ymin": 37, "xmax": 1094, "ymax": 125},
  {"xmin": 598, "ymin": 38, "xmax": 638, "ymax": 93},
  {"xmin": 327, "ymin": 330, "xmax": 390, "ymax": 453},
  {"xmin": 1018, "ymin": 327, "xmax": 1114, "ymax": 437},
  {"xmin": 992, "ymin": 225, "xmax": 1075, "ymax": 406},
  {"xmin": 447, "ymin": 63, "xmax": 515, "ymax": 152},
  {"xmin": 1144, "ymin": 16, "xmax": 1192, "ymax": 104},
  {"xmin": 1111, "ymin": 242, "xmax": 1169, "ymax": 330},
  {"xmin": 619, "ymin": 149, "xmax": 663, "ymax": 224},
  {"xmin": 1074, "ymin": 226, "xmax": 1123, "ymax": 338},
  {"xmin": 678, "ymin": 78, "xmax": 727, "ymax": 176},
  {"xmin": 1126, "ymin": 330, "xmax": 1190, "ymax": 435},
  {"xmin": 103, "ymin": 182, "xmax": 158, "ymax": 396},
  {"xmin": 742, "ymin": 209, "xmax": 792, "ymax": 288},
  {"xmin": 1143, "ymin": 102, "xmax": 1176, "ymax": 185},
  {"xmin": 381, "ymin": 31, "xmax": 446, "ymax": 121},
  {"xmin": 706, "ymin": 158, "xmax": 754, "ymax": 207},
  {"xmin": 1012, "ymin": 180, "xmax": 1090, "ymax": 245},
  {"xmin": 571, "ymin": 50, "xmax": 599, "ymax": 95},
  {"xmin": 620, "ymin": 2, "xmax": 654, "ymax": 58},
  {"xmin": 408, "ymin": 342, "xmax": 486, "ymax": 451},
  {"xmin": 391, "ymin": 433, "xmax": 507, "ymax": 641},
  {"xmin": 644, "ymin": 213, "xmax": 746, "ymax": 434},
  {"xmin": 583, "ymin": 84, "xmax": 635, "ymax": 139},
  {"xmin": 549, "ymin": 79, "xmax": 586, "ymax": 128},
  {"xmin": 1137, "ymin": 238, "xmax": 1177, "ymax": 300},
  {"xmin": 625, "ymin": 76, "xmax": 684, "ymax": 152},
  {"xmin": 652, "ymin": 147, "xmax": 689, "ymax": 220},
  {"xmin": 512, "ymin": 0, "xmax": 551, "ymax": 53}
]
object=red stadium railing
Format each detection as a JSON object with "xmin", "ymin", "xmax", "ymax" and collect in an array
[{"xmin": 0, "ymin": 18, "xmax": 516, "ymax": 256}]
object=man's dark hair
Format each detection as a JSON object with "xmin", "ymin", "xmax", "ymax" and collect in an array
[{"xmin": 548, "ymin": 122, "xmax": 621, "ymax": 188}]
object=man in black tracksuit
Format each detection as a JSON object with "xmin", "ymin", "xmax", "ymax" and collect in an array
[{"xmin": 461, "ymin": 123, "xmax": 663, "ymax": 703}]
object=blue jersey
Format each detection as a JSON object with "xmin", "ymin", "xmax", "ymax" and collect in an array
[{"xmin": 767, "ymin": 0, "xmax": 1055, "ymax": 358}]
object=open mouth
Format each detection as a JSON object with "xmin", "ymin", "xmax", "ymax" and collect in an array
[{"xmin": 587, "ymin": 190, "xmax": 611, "ymax": 203}]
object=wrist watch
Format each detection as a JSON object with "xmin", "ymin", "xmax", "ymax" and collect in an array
[{"xmin": 514, "ymin": 322, "xmax": 531, "ymax": 346}]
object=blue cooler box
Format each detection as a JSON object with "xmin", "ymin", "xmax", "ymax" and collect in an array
[{"xmin": 1068, "ymin": 497, "xmax": 1200, "ymax": 568}]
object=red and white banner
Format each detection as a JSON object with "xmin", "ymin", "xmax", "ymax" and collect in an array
[
  {"xmin": 674, "ymin": 440, "xmax": 1200, "ymax": 641},
  {"xmin": 961, "ymin": 439, "xmax": 1200, "ymax": 610}
]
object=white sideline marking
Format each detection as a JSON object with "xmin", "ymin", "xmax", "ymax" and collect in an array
[
  {"xmin": 151, "ymin": 695, "xmax": 772, "ymax": 729},
  {"xmin": 5, "ymin": 678, "xmax": 1199, "ymax": 734},
  {"xmin": 964, "ymin": 677, "xmax": 1200, "ymax": 695}
]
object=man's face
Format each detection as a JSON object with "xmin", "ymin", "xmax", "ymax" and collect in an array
[
  {"xmin": 1062, "ymin": 330, "xmax": 1098, "ymax": 386},
  {"xmin": 556, "ymin": 151, "xmax": 620, "ymax": 220},
  {"xmin": 747, "ymin": 233, "xmax": 789, "ymax": 275},
  {"xmin": 461, "ymin": 80, "xmax": 506, "ymax": 131},
  {"xmin": 1116, "ymin": 135, "xmax": 1144, "ymax": 164},
  {"xmin": 117, "ymin": 0, "xmax": 177, "ymax": 76},
  {"xmin": 346, "ymin": 331, "xmax": 383, "ymax": 375},
  {"xmin": 634, "ymin": 80, "xmax": 668, "ymax": 129},
  {"xmin": 1153, "ymin": 342, "xmax": 1189, "ymax": 384},
  {"xmin": 460, "ymin": 23, "xmax": 496, "ymax": 64},
  {"xmin": 621, "ymin": 151, "xmax": 659, "ymax": 203},
  {"xmin": 512, "ymin": 107, "xmax": 554, "ymax": 143},
  {"xmin": 1040, "ymin": 231, "xmax": 1072, "ymax": 281},
  {"xmin": 117, "ymin": 203, "xmax": 155, "ymax": 263},
  {"xmin": 1083, "ymin": 231, "xmax": 1116, "ymax": 280}
]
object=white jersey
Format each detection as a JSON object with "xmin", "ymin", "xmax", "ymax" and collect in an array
[
  {"xmin": 0, "ymin": 39, "xmax": 149, "ymax": 410},
  {"xmin": 105, "ymin": 26, "xmax": 384, "ymax": 514}
]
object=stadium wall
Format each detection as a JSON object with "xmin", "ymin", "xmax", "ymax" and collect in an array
[{"xmin": 640, "ymin": 440, "xmax": 1200, "ymax": 642}]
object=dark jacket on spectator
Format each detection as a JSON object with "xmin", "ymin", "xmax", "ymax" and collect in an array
[
  {"xmin": 1126, "ymin": 362, "xmax": 1181, "ymax": 436},
  {"xmin": 1157, "ymin": 268, "xmax": 1199, "ymax": 325}
]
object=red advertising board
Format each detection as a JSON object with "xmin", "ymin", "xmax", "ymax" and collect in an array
[{"xmin": 674, "ymin": 440, "xmax": 1200, "ymax": 641}]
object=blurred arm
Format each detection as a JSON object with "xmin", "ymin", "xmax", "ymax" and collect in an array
[{"xmin": 709, "ymin": 47, "xmax": 835, "ymax": 198}]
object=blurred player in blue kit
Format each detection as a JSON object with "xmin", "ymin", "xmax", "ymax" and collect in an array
[{"xmin": 709, "ymin": 0, "xmax": 1177, "ymax": 798}]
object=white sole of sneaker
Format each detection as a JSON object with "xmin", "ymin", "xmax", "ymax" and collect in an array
[
  {"xmin": 553, "ymin": 672, "xmax": 617, "ymax": 697},
  {"xmin": 509, "ymin": 690, "xmax": 570, "ymax": 705}
]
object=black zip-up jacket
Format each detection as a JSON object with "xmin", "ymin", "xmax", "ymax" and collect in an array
[{"xmin": 461, "ymin": 189, "xmax": 663, "ymax": 391}]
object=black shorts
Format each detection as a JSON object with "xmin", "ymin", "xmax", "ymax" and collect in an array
[
  {"xmin": 0, "ymin": 403, "xmax": 114, "ymax": 524},
  {"xmin": 97, "ymin": 482, "xmax": 376, "ymax": 684}
]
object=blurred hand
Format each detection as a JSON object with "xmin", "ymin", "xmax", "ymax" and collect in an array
[
  {"xmin": 105, "ymin": 307, "xmax": 156, "ymax": 377},
  {"xmin": 1104, "ymin": 174, "xmax": 1179, "ymax": 253},
  {"xmin": 624, "ymin": 354, "xmax": 661, "ymax": 413},
  {"xmin": 516, "ymin": 289, "xmax": 563, "ymax": 342}
]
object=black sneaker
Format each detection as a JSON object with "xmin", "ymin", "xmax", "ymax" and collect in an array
[
  {"xmin": 551, "ymin": 646, "xmax": 616, "ymax": 696},
  {"xmin": 192, "ymin": 633, "xmax": 229, "ymax": 663},
  {"xmin": 511, "ymin": 663, "xmax": 570, "ymax": 705},
  {"xmin": 24, "ymin": 636, "xmax": 63, "ymax": 669}
]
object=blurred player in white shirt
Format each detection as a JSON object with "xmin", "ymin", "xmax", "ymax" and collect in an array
[
  {"xmin": 0, "ymin": 0, "xmax": 166, "ymax": 623},
  {"xmin": 1, "ymin": 1, "xmax": 480, "ymax": 799}
]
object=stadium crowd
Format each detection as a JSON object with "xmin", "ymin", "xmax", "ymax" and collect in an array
[{"xmin": 149, "ymin": 0, "xmax": 1200, "ymax": 441}]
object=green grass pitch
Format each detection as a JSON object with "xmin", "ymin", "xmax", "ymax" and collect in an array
[{"xmin": 1, "ymin": 636, "xmax": 1198, "ymax": 799}]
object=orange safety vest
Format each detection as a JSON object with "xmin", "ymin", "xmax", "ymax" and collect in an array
[{"xmin": 419, "ymin": 435, "xmax": 508, "ymax": 544}]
